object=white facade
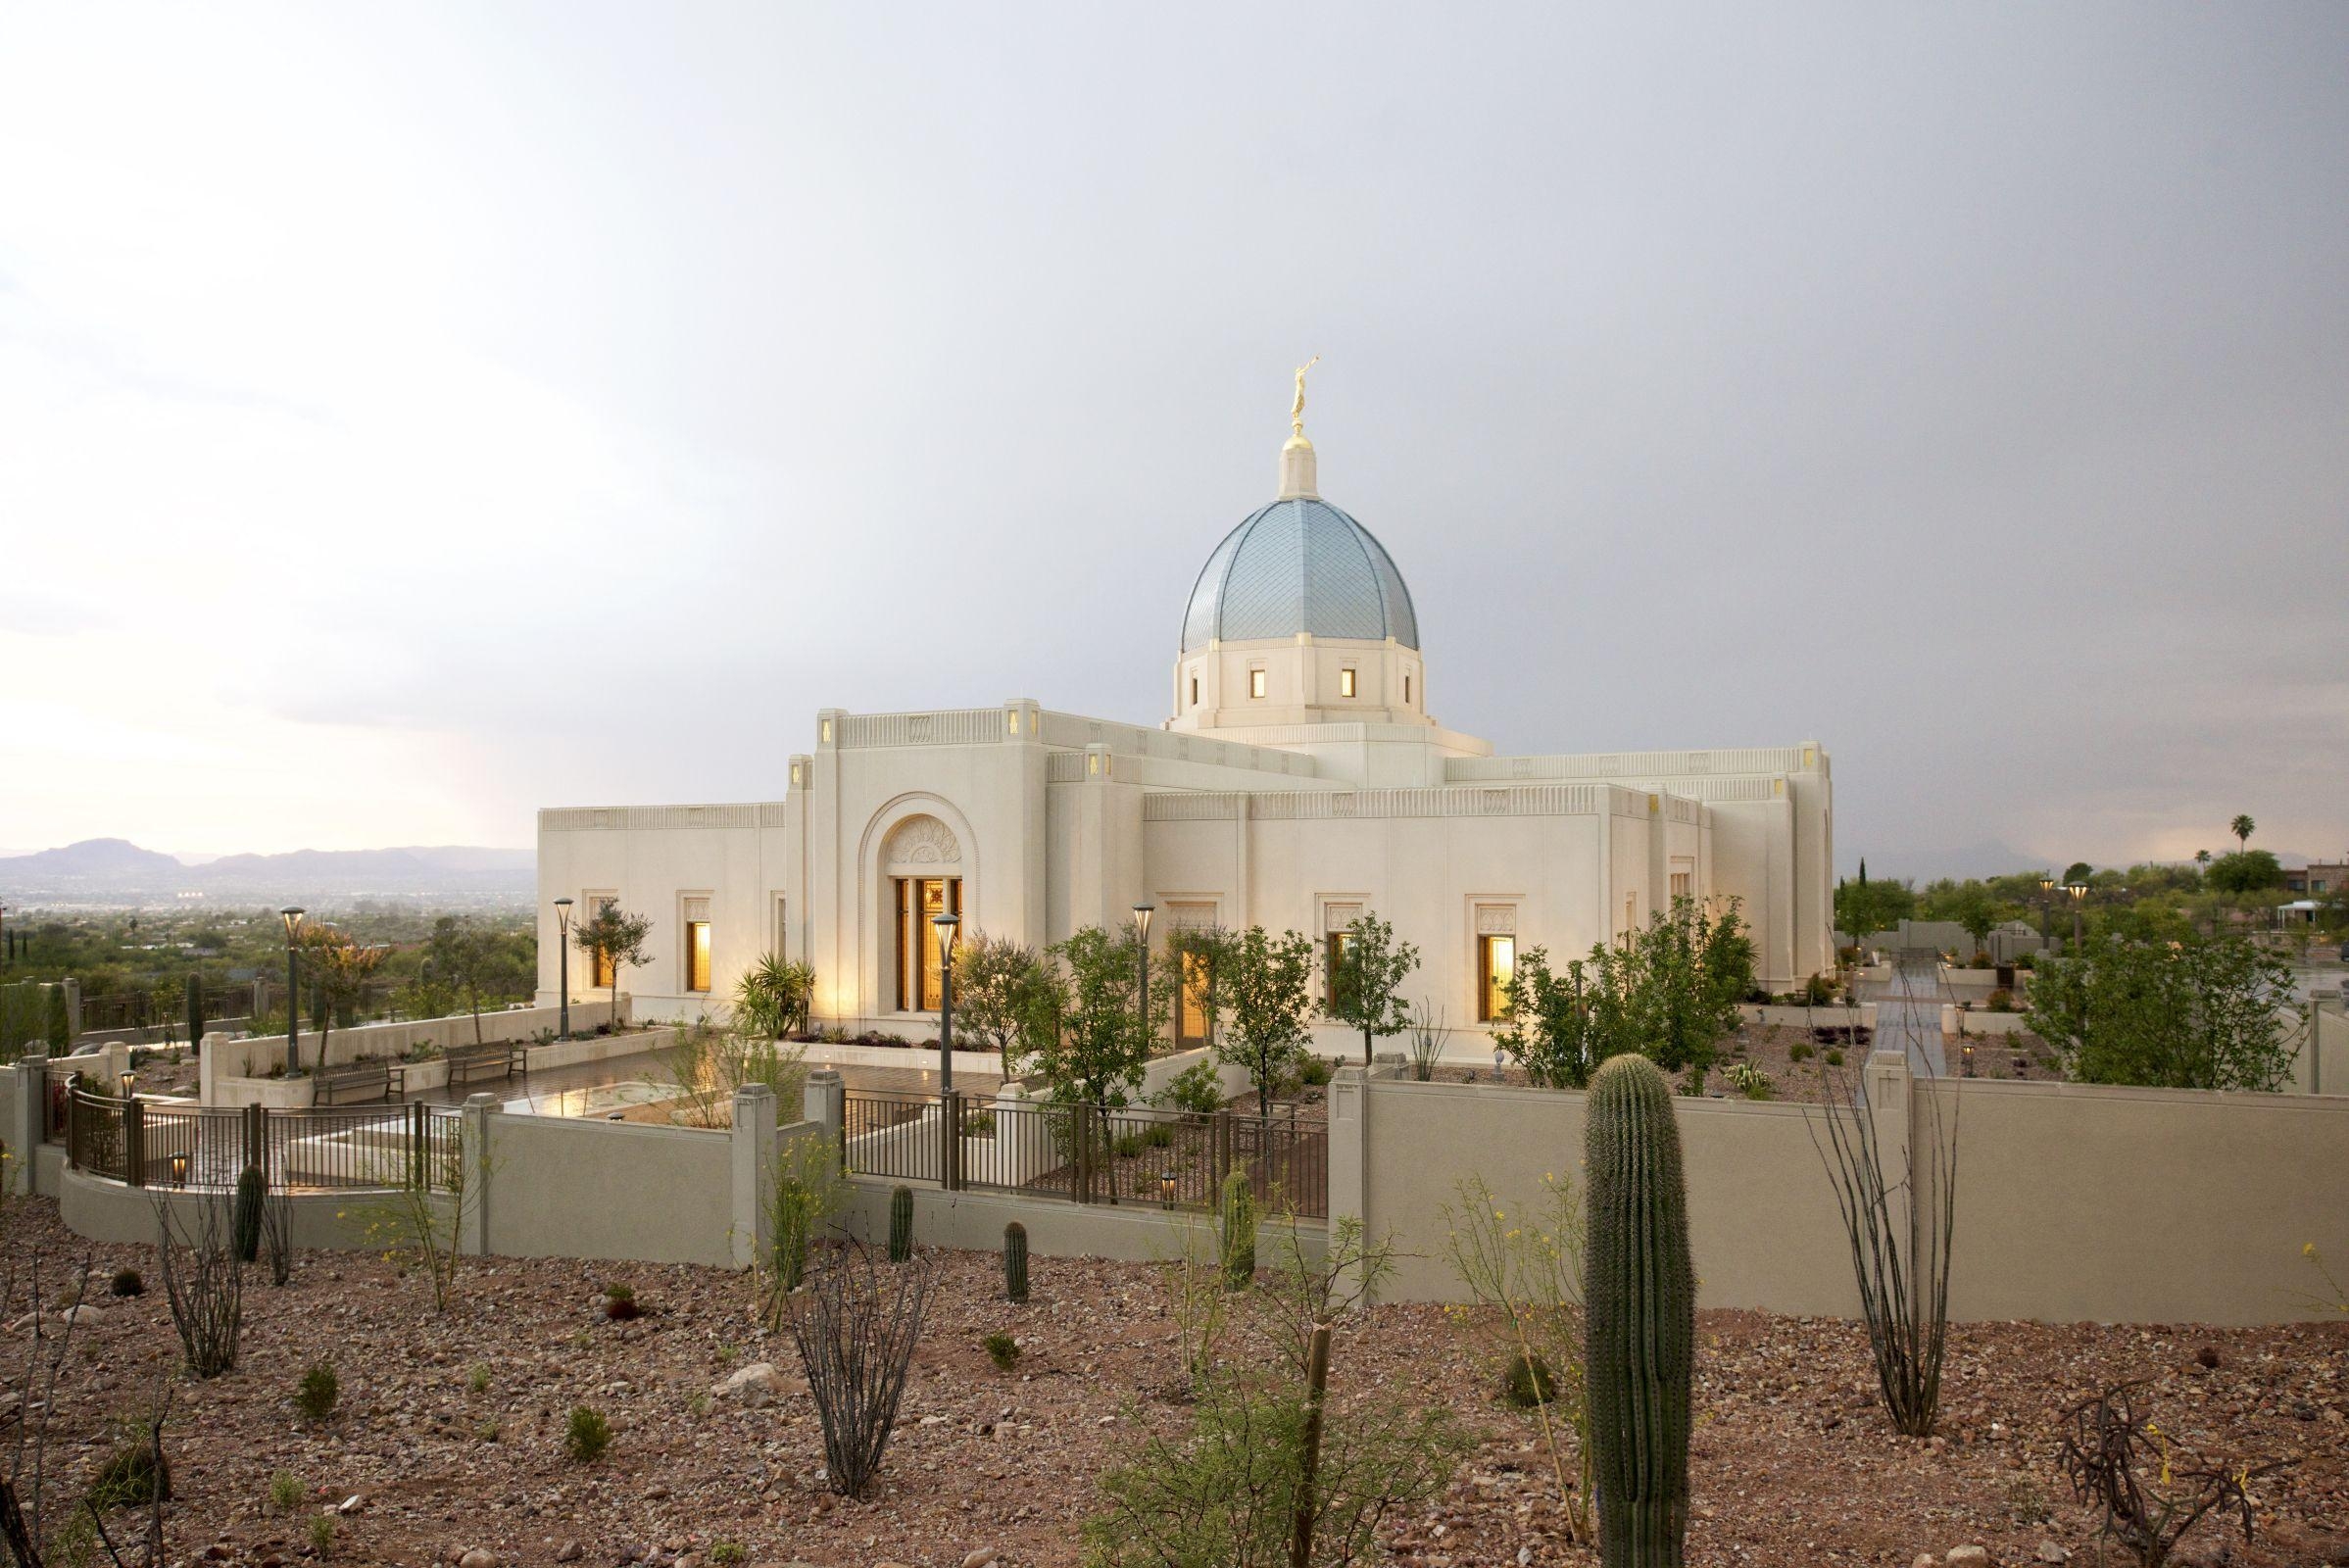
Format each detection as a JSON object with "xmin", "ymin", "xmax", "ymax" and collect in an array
[{"xmin": 537, "ymin": 423, "xmax": 1835, "ymax": 1045}]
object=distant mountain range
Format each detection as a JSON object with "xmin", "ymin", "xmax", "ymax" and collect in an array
[{"xmin": 0, "ymin": 838, "xmax": 533, "ymax": 904}]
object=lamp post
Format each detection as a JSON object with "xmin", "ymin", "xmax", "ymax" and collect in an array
[
  {"xmin": 554, "ymin": 898, "xmax": 574, "ymax": 1041},
  {"xmin": 1133, "ymin": 903, "xmax": 1155, "ymax": 1054},
  {"xmin": 2037, "ymin": 878, "xmax": 2054, "ymax": 950},
  {"xmin": 279, "ymin": 906, "xmax": 305, "ymax": 1077},
  {"xmin": 933, "ymin": 910, "xmax": 959, "ymax": 1095},
  {"xmin": 2066, "ymin": 883, "xmax": 2087, "ymax": 952}
]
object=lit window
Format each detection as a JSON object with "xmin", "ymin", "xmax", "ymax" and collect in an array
[
  {"xmin": 686, "ymin": 920, "xmax": 711, "ymax": 992},
  {"xmin": 1178, "ymin": 952, "xmax": 1210, "ymax": 1047},
  {"xmin": 894, "ymin": 876, "xmax": 961, "ymax": 1011},
  {"xmin": 1339, "ymin": 667, "xmax": 1356, "ymax": 699},
  {"xmin": 1248, "ymin": 668, "xmax": 1267, "ymax": 699},
  {"xmin": 1478, "ymin": 934, "xmax": 1515, "ymax": 1022},
  {"xmin": 1324, "ymin": 930, "xmax": 1357, "ymax": 1005}
]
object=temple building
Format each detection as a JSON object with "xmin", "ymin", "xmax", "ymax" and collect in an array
[{"xmin": 535, "ymin": 384, "xmax": 1835, "ymax": 1048}]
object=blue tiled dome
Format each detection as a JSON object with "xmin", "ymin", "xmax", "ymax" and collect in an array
[{"xmin": 1179, "ymin": 498, "xmax": 1420, "ymax": 654}]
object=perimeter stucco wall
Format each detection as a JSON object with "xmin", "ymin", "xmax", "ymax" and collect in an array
[
  {"xmin": 837, "ymin": 1176, "xmax": 1326, "ymax": 1268},
  {"xmin": 1358, "ymin": 1076, "xmax": 1858, "ymax": 1315},
  {"xmin": 58, "ymin": 1164, "xmax": 397, "ymax": 1250},
  {"xmin": 1353, "ymin": 1061, "xmax": 2349, "ymax": 1324},
  {"xmin": 479, "ymin": 1112, "xmax": 737, "ymax": 1268},
  {"xmin": 1922, "ymin": 1077, "xmax": 2349, "ymax": 1324}
]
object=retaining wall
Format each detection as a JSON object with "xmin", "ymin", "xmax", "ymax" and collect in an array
[{"xmin": 202, "ymin": 997, "xmax": 628, "ymax": 1092}]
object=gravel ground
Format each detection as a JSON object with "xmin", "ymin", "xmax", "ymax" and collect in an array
[{"xmin": 4, "ymin": 1197, "xmax": 2343, "ymax": 1568}]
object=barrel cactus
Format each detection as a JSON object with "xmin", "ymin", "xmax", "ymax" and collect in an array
[
  {"xmin": 1585, "ymin": 1052, "xmax": 1694, "ymax": 1567},
  {"xmin": 886, "ymin": 1185, "xmax": 913, "ymax": 1263},
  {"xmin": 1003, "ymin": 1221, "xmax": 1029, "ymax": 1302},
  {"xmin": 232, "ymin": 1164, "xmax": 266, "ymax": 1264},
  {"xmin": 1218, "ymin": 1167, "xmax": 1255, "ymax": 1290}
]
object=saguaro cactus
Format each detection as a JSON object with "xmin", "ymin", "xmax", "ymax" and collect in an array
[
  {"xmin": 232, "ymin": 1164, "xmax": 266, "ymax": 1264},
  {"xmin": 1003, "ymin": 1221, "xmax": 1029, "ymax": 1302},
  {"xmin": 184, "ymin": 972, "xmax": 205, "ymax": 1051},
  {"xmin": 1218, "ymin": 1167, "xmax": 1255, "ymax": 1289},
  {"xmin": 1585, "ymin": 1053, "xmax": 1694, "ymax": 1567},
  {"xmin": 887, "ymin": 1185, "xmax": 913, "ymax": 1263}
]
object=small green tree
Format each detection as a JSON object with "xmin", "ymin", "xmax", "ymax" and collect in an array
[
  {"xmin": 1493, "ymin": 947, "xmax": 1604, "ymax": 1088},
  {"xmin": 1027, "ymin": 923, "xmax": 1158, "ymax": 1109},
  {"xmin": 424, "ymin": 916, "xmax": 501, "ymax": 1048},
  {"xmin": 2026, "ymin": 933, "xmax": 2300, "ymax": 1092},
  {"xmin": 296, "ymin": 926, "xmax": 386, "ymax": 1070},
  {"xmin": 2204, "ymin": 850, "xmax": 2284, "ymax": 896},
  {"xmin": 1219, "ymin": 926, "xmax": 1317, "ymax": 1119},
  {"xmin": 953, "ymin": 934, "xmax": 1054, "ymax": 1055},
  {"xmin": 573, "ymin": 904, "xmax": 653, "ymax": 1025},
  {"xmin": 45, "ymin": 983, "xmax": 70, "ymax": 1052},
  {"xmin": 1324, "ymin": 913, "xmax": 1418, "ymax": 1066}
]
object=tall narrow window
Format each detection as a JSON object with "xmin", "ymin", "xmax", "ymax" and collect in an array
[
  {"xmin": 1339, "ymin": 667, "xmax": 1356, "ymax": 698},
  {"xmin": 1189, "ymin": 673, "xmax": 1199, "ymax": 706},
  {"xmin": 686, "ymin": 920, "xmax": 711, "ymax": 992},
  {"xmin": 1403, "ymin": 673, "xmax": 1412, "ymax": 705},
  {"xmin": 1248, "ymin": 668, "xmax": 1267, "ymax": 699},
  {"xmin": 1478, "ymin": 934, "xmax": 1515, "ymax": 1022},
  {"xmin": 589, "ymin": 894, "xmax": 617, "ymax": 987},
  {"xmin": 893, "ymin": 875, "xmax": 961, "ymax": 1011},
  {"xmin": 1324, "ymin": 930, "xmax": 1357, "ymax": 1005},
  {"xmin": 773, "ymin": 894, "xmax": 789, "ymax": 960},
  {"xmin": 1178, "ymin": 953, "xmax": 1210, "ymax": 1048},
  {"xmin": 1670, "ymin": 871, "xmax": 1691, "ymax": 901}
]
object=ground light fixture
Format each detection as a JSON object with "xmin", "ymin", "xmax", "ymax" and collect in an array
[
  {"xmin": 170, "ymin": 1151, "xmax": 188, "ymax": 1188},
  {"xmin": 279, "ymin": 906, "xmax": 306, "ymax": 1077},
  {"xmin": 1963, "ymin": 1042, "xmax": 1975, "ymax": 1078},
  {"xmin": 1159, "ymin": 1169, "xmax": 1177, "ymax": 1209},
  {"xmin": 1133, "ymin": 903, "xmax": 1154, "ymax": 1046},
  {"xmin": 554, "ymin": 897, "xmax": 574, "ymax": 1041},
  {"xmin": 934, "ymin": 910, "xmax": 960, "ymax": 1096},
  {"xmin": 119, "ymin": 1070, "xmax": 135, "ymax": 1098}
]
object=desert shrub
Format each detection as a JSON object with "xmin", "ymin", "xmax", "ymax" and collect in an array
[
  {"xmin": 1085, "ymin": 1219, "xmax": 1470, "ymax": 1567},
  {"xmin": 983, "ymin": 1331, "xmax": 1021, "ymax": 1371},
  {"xmin": 293, "ymin": 1361, "xmax": 339, "ymax": 1423},
  {"xmin": 86, "ymin": 1430, "xmax": 171, "ymax": 1510},
  {"xmin": 1787, "ymin": 1042, "xmax": 1815, "ymax": 1062},
  {"xmin": 1723, "ymin": 1060, "xmax": 1774, "ymax": 1101},
  {"xmin": 1985, "ymin": 988, "xmax": 2016, "ymax": 1012},
  {"xmin": 1142, "ymin": 1120, "xmax": 1175, "ymax": 1149},
  {"xmin": 109, "ymin": 1266, "xmax": 144, "ymax": 1298},
  {"xmin": 154, "ymin": 1191, "xmax": 244, "ymax": 1378},
  {"xmin": 763, "ymin": 1131, "xmax": 846, "ymax": 1325},
  {"xmin": 710, "ymin": 1544, "xmax": 746, "ymax": 1567},
  {"xmin": 268, "ymin": 1469, "xmax": 303, "ymax": 1512},
  {"xmin": 787, "ymin": 1243, "xmax": 933, "ymax": 1498},
  {"xmin": 564, "ymin": 1403, "xmax": 612, "ymax": 1463},
  {"xmin": 1160, "ymin": 1059, "xmax": 1225, "ymax": 1114},
  {"xmin": 309, "ymin": 1514, "xmax": 337, "ymax": 1556},
  {"xmin": 466, "ymin": 1362, "xmax": 492, "ymax": 1395},
  {"xmin": 1295, "ymin": 1054, "xmax": 1333, "ymax": 1088},
  {"xmin": 1503, "ymin": 1352, "xmax": 1556, "ymax": 1408},
  {"xmin": 1112, "ymin": 1130, "xmax": 1145, "ymax": 1159},
  {"xmin": 604, "ymin": 1282, "xmax": 640, "ymax": 1320},
  {"xmin": 2056, "ymin": 1383, "xmax": 2284, "ymax": 1567}
]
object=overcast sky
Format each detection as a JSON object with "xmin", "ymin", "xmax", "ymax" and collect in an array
[{"xmin": 3, "ymin": 3, "xmax": 2344, "ymax": 880}]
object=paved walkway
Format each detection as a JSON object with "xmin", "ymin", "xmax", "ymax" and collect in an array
[{"xmin": 1859, "ymin": 954, "xmax": 1949, "ymax": 1077}]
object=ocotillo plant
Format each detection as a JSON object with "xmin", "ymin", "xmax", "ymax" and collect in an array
[
  {"xmin": 886, "ymin": 1185, "xmax": 913, "ymax": 1263},
  {"xmin": 1585, "ymin": 1053, "xmax": 1694, "ymax": 1567},
  {"xmin": 232, "ymin": 1165, "xmax": 267, "ymax": 1264},
  {"xmin": 1218, "ymin": 1167, "xmax": 1255, "ymax": 1289},
  {"xmin": 1003, "ymin": 1221, "xmax": 1028, "ymax": 1302}
]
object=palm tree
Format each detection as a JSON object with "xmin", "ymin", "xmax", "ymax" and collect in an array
[{"xmin": 2229, "ymin": 814, "xmax": 2255, "ymax": 850}]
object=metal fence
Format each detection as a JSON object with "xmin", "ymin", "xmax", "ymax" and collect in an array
[
  {"xmin": 842, "ymin": 1089, "xmax": 1327, "ymax": 1219},
  {"xmin": 67, "ymin": 1089, "xmax": 460, "ymax": 1193}
]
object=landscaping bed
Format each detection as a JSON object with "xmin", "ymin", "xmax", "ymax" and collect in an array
[{"xmin": 4, "ymin": 1197, "xmax": 2343, "ymax": 1568}]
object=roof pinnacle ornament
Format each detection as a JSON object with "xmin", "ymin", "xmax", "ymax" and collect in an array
[{"xmin": 1279, "ymin": 355, "xmax": 1321, "ymax": 499}]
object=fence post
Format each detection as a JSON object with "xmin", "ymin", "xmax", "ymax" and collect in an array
[
  {"xmin": 805, "ymin": 1068, "xmax": 845, "ymax": 1168},
  {"xmin": 1326, "ymin": 1065, "xmax": 1369, "ymax": 1296},
  {"xmin": 458, "ymin": 1092, "xmax": 499, "ymax": 1257},
  {"xmin": 7, "ymin": 1056, "xmax": 43, "ymax": 1193},
  {"xmin": 407, "ymin": 1102, "xmax": 425, "ymax": 1190},
  {"xmin": 123, "ymin": 1097, "xmax": 145, "ymax": 1187},
  {"xmin": 65, "ymin": 1073, "xmax": 82, "ymax": 1169},
  {"xmin": 731, "ymin": 1083, "xmax": 778, "ymax": 1269}
]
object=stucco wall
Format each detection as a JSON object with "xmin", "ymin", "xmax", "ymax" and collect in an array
[
  {"xmin": 206, "ymin": 999, "xmax": 621, "ymax": 1088},
  {"xmin": 1350, "ymin": 1061, "xmax": 2349, "ymax": 1325},
  {"xmin": 1924, "ymin": 1076, "xmax": 2349, "ymax": 1324},
  {"xmin": 837, "ymin": 1175, "xmax": 1326, "ymax": 1267},
  {"xmin": 57, "ymin": 1164, "xmax": 399, "ymax": 1250},
  {"xmin": 1358, "ymin": 1076, "xmax": 1858, "ymax": 1315},
  {"xmin": 479, "ymin": 1112, "xmax": 736, "ymax": 1268}
]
